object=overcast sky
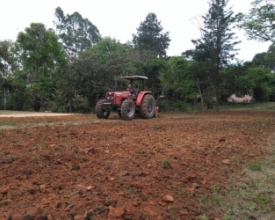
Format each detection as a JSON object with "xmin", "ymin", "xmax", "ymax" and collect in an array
[{"xmin": 0, "ymin": 0, "xmax": 271, "ymax": 61}]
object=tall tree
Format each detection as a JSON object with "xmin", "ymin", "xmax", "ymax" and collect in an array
[
  {"xmin": 0, "ymin": 40, "xmax": 16, "ymax": 76},
  {"xmin": 54, "ymin": 7, "xmax": 101, "ymax": 111},
  {"xmin": 188, "ymin": 0, "xmax": 240, "ymax": 111},
  {"xmin": 0, "ymin": 40, "xmax": 17, "ymax": 109},
  {"xmin": 16, "ymin": 23, "xmax": 66, "ymax": 111},
  {"xmin": 237, "ymin": 0, "xmax": 275, "ymax": 44},
  {"xmin": 132, "ymin": 12, "xmax": 170, "ymax": 58},
  {"xmin": 54, "ymin": 7, "xmax": 101, "ymax": 57}
]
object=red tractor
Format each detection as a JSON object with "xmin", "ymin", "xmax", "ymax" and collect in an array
[{"xmin": 95, "ymin": 75, "xmax": 156, "ymax": 120}]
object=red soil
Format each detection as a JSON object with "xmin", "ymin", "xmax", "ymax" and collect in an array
[{"xmin": 0, "ymin": 112, "xmax": 274, "ymax": 220}]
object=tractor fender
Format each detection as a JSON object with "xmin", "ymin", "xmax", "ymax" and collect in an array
[{"xmin": 136, "ymin": 91, "xmax": 152, "ymax": 106}]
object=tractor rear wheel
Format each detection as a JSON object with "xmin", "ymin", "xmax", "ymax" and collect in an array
[
  {"xmin": 140, "ymin": 95, "xmax": 155, "ymax": 119},
  {"xmin": 121, "ymin": 99, "xmax": 135, "ymax": 120},
  {"xmin": 95, "ymin": 99, "xmax": 110, "ymax": 119}
]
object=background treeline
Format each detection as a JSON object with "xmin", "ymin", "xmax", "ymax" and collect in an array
[{"xmin": 0, "ymin": 0, "xmax": 275, "ymax": 112}]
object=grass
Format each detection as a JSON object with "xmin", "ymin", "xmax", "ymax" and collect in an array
[
  {"xmin": 176, "ymin": 184, "xmax": 184, "ymax": 195},
  {"xmin": 0, "ymin": 110, "xmax": 34, "ymax": 114},
  {"xmin": 222, "ymin": 216, "xmax": 232, "ymax": 220},
  {"xmin": 0, "ymin": 121, "xmax": 18, "ymax": 129},
  {"xmin": 199, "ymin": 214, "xmax": 208, "ymax": 220},
  {"xmin": 248, "ymin": 161, "xmax": 262, "ymax": 171},
  {"xmin": 153, "ymin": 124, "xmax": 160, "ymax": 130},
  {"xmin": 199, "ymin": 157, "xmax": 275, "ymax": 219},
  {"xmin": 0, "ymin": 121, "xmax": 17, "ymax": 125},
  {"xmin": 196, "ymin": 125, "xmax": 275, "ymax": 219},
  {"xmin": 179, "ymin": 104, "xmax": 275, "ymax": 219},
  {"xmin": 219, "ymin": 102, "xmax": 275, "ymax": 112},
  {"xmin": 173, "ymin": 101, "xmax": 275, "ymax": 113},
  {"xmin": 125, "ymin": 186, "xmax": 137, "ymax": 194},
  {"xmin": 161, "ymin": 158, "xmax": 170, "ymax": 169}
]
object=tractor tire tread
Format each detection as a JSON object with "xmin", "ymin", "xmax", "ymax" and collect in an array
[{"xmin": 140, "ymin": 95, "xmax": 156, "ymax": 119}]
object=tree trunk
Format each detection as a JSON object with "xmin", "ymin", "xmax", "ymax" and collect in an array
[
  {"xmin": 69, "ymin": 98, "xmax": 72, "ymax": 113},
  {"xmin": 3, "ymin": 89, "xmax": 6, "ymax": 110},
  {"xmin": 214, "ymin": 88, "xmax": 220, "ymax": 111},
  {"xmin": 197, "ymin": 83, "xmax": 204, "ymax": 111}
]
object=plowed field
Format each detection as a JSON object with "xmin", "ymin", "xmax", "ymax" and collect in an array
[{"xmin": 0, "ymin": 111, "xmax": 274, "ymax": 220}]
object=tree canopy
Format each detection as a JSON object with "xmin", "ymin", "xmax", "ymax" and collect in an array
[
  {"xmin": 237, "ymin": 0, "xmax": 275, "ymax": 44},
  {"xmin": 132, "ymin": 12, "xmax": 171, "ymax": 58},
  {"xmin": 183, "ymin": 0, "xmax": 240, "ymax": 110},
  {"xmin": 0, "ymin": 5, "xmax": 274, "ymax": 112},
  {"xmin": 54, "ymin": 7, "xmax": 101, "ymax": 57},
  {"xmin": 16, "ymin": 23, "xmax": 66, "ymax": 111},
  {"xmin": 0, "ymin": 40, "xmax": 16, "ymax": 78}
]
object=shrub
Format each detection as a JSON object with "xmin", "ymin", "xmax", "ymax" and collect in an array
[{"xmin": 162, "ymin": 158, "xmax": 170, "ymax": 169}]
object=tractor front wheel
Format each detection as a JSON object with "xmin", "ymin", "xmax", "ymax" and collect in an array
[
  {"xmin": 140, "ymin": 95, "xmax": 156, "ymax": 119},
  {"xmin": 95, "ymin": 99, "xmax": 110, "ymax": 119},
  {"xmin": 121, "ymin": 99, "xmax": 135, "ymax": 120}
]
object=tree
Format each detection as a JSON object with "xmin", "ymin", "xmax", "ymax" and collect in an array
[
  {"xmin": 240, "ymin": 66, "xmax": 274, "ymax": 102},
  {"xmin": 132, "ymin": 12, "xmax": 170, "ymax": 58},
  {"xmin": 251, "ymin": 44, "xmax": 275, "ymax": 72},
  {"xmin": 187, "ymin": 0, "xmax": 240, "ymax": 111},
  {"xmin": 183, "ymin": 48, "xmax": 215, "ymax": 110},
  {"xmin": 237, "ymin": 0, "xmax": 275, "ymax": 44},
  {"xmin": 16, "ymin": 23, "xmax": 66, "ymax": 111},
  {"xmin": 140, "ymin": 58, "xmax": 167, "ymax": 97},
  {"xmin": 53, "ymin": 8, "xmax": 101, "ymax": 111},
  {"xmin": 54, "ymin": 7, "xmax": 101, "ymax": 57},
  {"xmin": 0, "ymin": 40, "xmax": 17, "ymax": 76},
  {"xmin": 222, "ymin": 63, "xmax": 250, "ymax": 98},
  {"xmin": 252, "ymin": 52, "xmax": 268, "ymax": 67},
  {"xmin": 68, "ymin": 37, "xmax": 137, "ymax": 109},
  {"xmin": 266, "ymin": 44, "xmax": 275, "ymax": 71},
  {"xmin": 0, "ymin": 40, "xmax": 18, "ymax": 109},
  {"xmin": 160, "ymin": 57, "xmax": 195, "ymax": 100},
  {"xmin": 90, "ymin": 38, "xmax": 136, "ymax": 77}
]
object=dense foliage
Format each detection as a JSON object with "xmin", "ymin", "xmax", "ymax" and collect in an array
[
  {"xmin": 0, "ymin": 3, "xmax": 275, "ymax": 112},
  {"xmin": 132, "ymin": 12, "xmax": 171, "ymax": 58}
]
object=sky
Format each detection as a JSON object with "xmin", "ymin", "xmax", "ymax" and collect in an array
[{"xmin": 0, "ymin": 0, "xmax": 271, "ymax": 62}]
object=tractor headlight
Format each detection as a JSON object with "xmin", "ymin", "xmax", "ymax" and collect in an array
[{"xmin": 107, "ymin": 96, "xmax": 113, "ymax": 101}]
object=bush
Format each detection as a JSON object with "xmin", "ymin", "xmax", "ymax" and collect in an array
[
  {"xmin": 173, "ymin": 101, "xmax": 194, "ymax": 111},
  {"xmin": 156, "ymin": 99, "xmax": 173, "ymax": 112},
  {"xmin": 72, "ymin": 95, "xmax": 91, "ymax": 113},
  {"xmin": 253, "ymin": 87, "xmax": 271, "ymax": 102}
]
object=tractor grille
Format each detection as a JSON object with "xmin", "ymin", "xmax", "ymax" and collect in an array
[
  {"xmin": 102, "ymin": 103, "xmax": 113, "ymax": 110},
  {"xmin": 106, "ymin": 94, "xmax": 114, "ymax": 103}
]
